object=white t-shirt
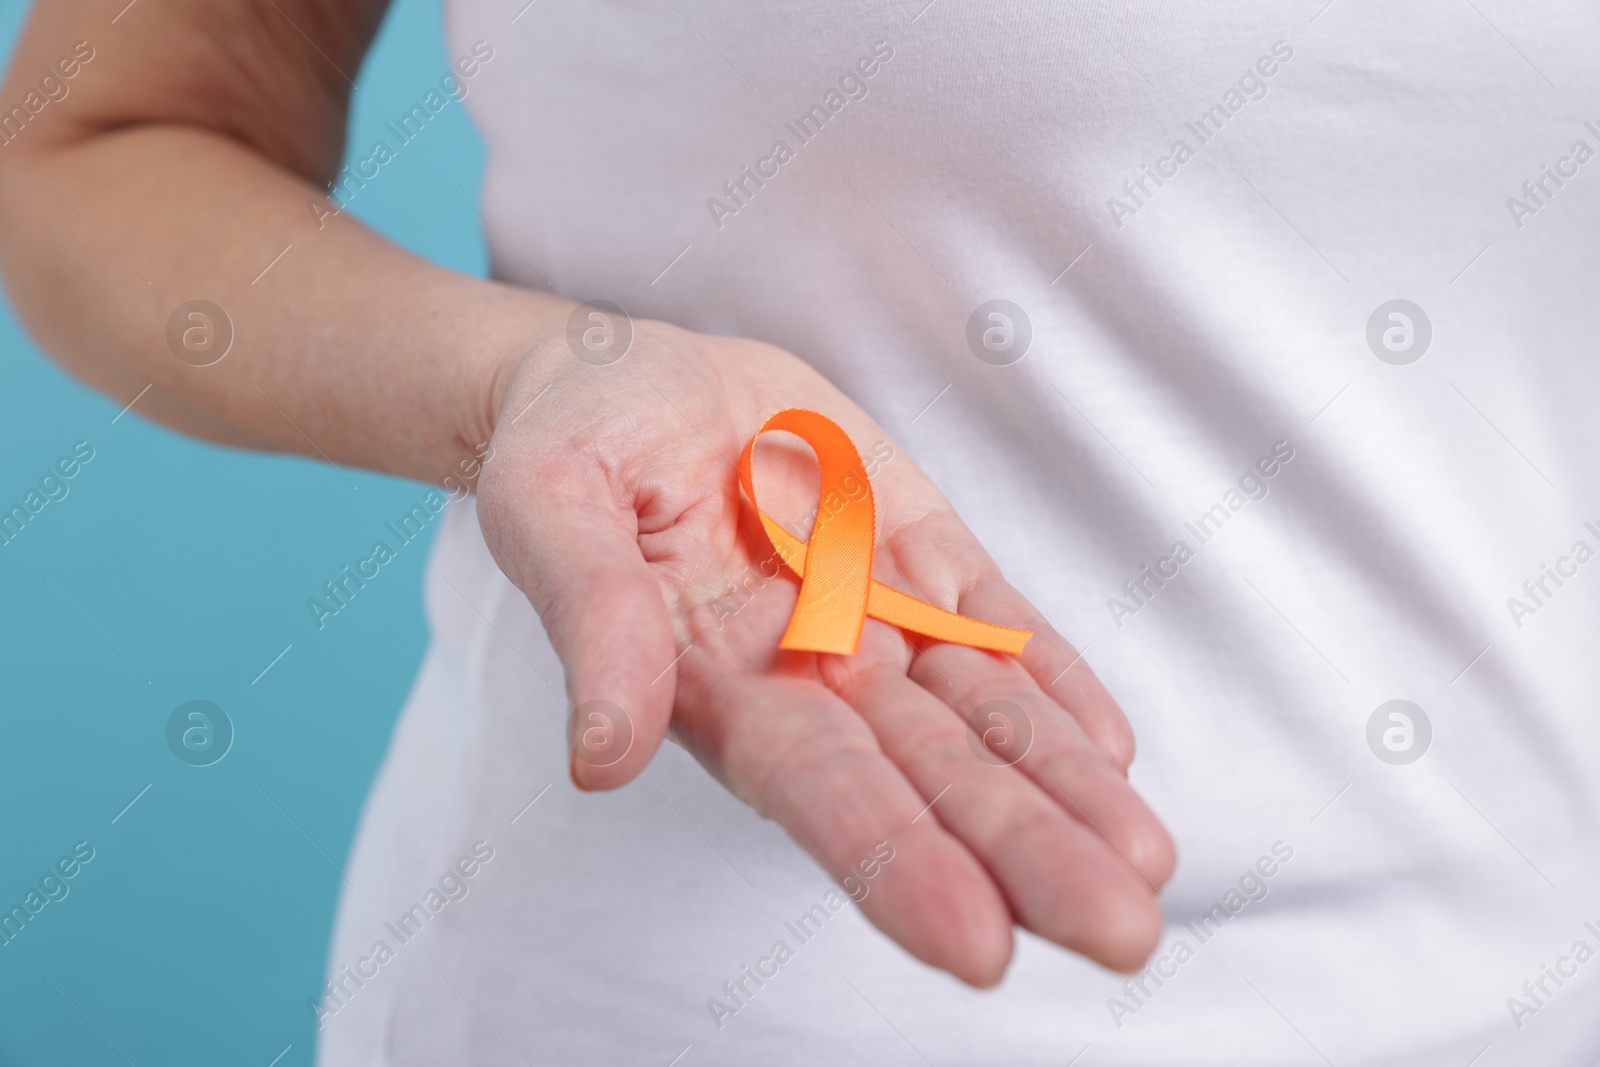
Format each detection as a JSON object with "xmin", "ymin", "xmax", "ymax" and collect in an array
[{"xmin": 318, "ymin": 3, "xmax": 1600, "ymax": 1064}]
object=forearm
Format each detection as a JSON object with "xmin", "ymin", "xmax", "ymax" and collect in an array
[{"xmin": 0, "ymin": 121, "xmax": 570, "ymax": 484}]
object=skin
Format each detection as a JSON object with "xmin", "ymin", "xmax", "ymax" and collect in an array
[{"xmin": 0, "ymin": 0, "xmax": 1174, "ymax": 986}]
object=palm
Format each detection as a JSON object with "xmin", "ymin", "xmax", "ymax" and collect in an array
[{"xmin": 478, "ymin": 320, "xmax": 1174, "ymax": 982}]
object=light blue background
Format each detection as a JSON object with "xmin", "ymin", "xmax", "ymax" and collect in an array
[{"xmin": 0, "ymin": 2, "xmax": 486, "ymax": 1063}]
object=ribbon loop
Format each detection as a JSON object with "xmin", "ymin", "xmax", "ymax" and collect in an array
[{"xmin": 738, "ymin": 409, "xmax": 1032, "ymax": 657}]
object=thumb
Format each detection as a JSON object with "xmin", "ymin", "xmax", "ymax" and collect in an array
[{"xmin": 480, "ymin": 476, "xmax": 678, "ymax": 791}]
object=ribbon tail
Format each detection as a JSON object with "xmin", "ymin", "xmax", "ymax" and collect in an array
[{"xmin": 866, "ymin": 582, "xmax": 1033, "ymax": 656}]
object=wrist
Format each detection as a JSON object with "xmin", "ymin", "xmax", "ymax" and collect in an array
[{"xmin": 438, "ymin": 282, "xmax": 574, "ymax": 492}]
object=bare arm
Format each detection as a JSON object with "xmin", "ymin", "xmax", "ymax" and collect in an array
[{"xmin": 0, "ymin": 0, "xmax": 559, "ymax": 485}]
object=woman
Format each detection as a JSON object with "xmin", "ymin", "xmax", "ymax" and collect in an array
[{"xmin": 2, "ymin": 0, "xmax": 1596, "ymax": 1063}]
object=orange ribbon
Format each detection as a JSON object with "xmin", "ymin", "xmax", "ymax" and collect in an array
[{"xmin": 738, "ymin": 409, "xmax": 1033, "ymax": 657}]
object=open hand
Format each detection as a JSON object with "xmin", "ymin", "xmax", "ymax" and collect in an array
[{"xmin": 476, "ymin": 311, "xmax": 1175, "ymax": 985}]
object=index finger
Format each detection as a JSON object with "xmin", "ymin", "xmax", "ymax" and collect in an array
[{"xmin": 672, "ymin": 664, "xmax": 1016, "ymax": 987}]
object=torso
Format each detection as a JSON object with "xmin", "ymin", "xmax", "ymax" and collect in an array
[{"xmin": 319, "ymin": 4, "xmax": 1600, "ymax": 1063}]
